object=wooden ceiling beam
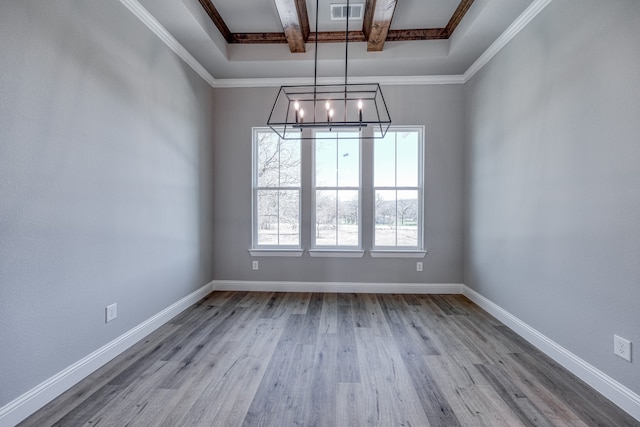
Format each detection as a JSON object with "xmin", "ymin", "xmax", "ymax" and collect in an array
[
  {"xmin": 231, "ymin": 33, "xmax": 288, "ymax": 44},
  {"xmin": 232, "ymin": 29, "xmax": 449, "ymax": 45},
  {"xmin": 363, "ymin": 0, "xmax": 398, "ymax": 52},
  {"xmin": 445, "ymin": 0, "xmax": 475, "ymax": 37},
  {"xmin": 385, "ymin": 28, "xmax": 448, "ymax": 42},
  {"xmin": 308, "ymin": 31, "xmax": 367, "ymax": 43},
  {"xmin": 274, "ymin": 0, "xmax": 310, "ymax": 53},
  {"xmin": 198, "ymin": 0, "xmax": 233, "ymax": 43}
]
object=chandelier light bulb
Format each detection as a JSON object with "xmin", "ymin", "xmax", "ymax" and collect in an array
[
  {"xmin": 325, "ymin": 101, "xmax": 331, "ymax": 110},
  {"xmin": 294, "ymin": 101, "xmax": 300, "ymax": 111}
]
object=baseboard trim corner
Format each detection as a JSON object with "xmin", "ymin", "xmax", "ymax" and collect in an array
[
  {"xmin": 0, "ymin": 281, "xmax": 214, "ymax": 427},
  {"xmin": 462, "ymin": 285, "xmax": 640, "ymax": 422},
  {"xmin": 212, "ymin": 280, "xmax": 463, "ymax": 294}
]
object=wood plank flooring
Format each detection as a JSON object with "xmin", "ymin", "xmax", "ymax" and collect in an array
[{"xmin": 20, "ymin": 292, "xmax": 638, "ymax": 426}]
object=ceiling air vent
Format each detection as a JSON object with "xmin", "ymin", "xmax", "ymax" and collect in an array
[{"xmin": 330, "ymin": 3, "xmax": 364, "ymax": 21}]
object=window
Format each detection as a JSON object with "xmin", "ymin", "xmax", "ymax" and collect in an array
[
  {"xmin": 251, "ymin": 126, "xmax": 424, "ymax": 257},
  {"xmin": 373, "ymin": 127, "xmax": 424, "ymax": 249},
  {"xmin": 313, "ymin": 131, "xmax": 361, "ymax": 248},
  {"xmin": 252, "ymin": 128, "xmax": 301, "ymax": 248}
]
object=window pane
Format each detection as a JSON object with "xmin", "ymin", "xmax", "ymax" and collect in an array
[
  {"xmin": 257, "ymin": 190, "xmax": 278, "ymax": 245},
  {"xmin": 397, "ymin": 190, "xmax": 418, "ymax": 246},
  {"xmin": 375, "ymin": 190, "xmax": 396, "ymax": 246},
  {"xmin": 396, "ymin": 132, "xmax": 419, "ymax": 187},
  {"xmin": 315, "ymin": 190, "xmax": 337, "ymax": 246},
  {"xmin": 256, "ymin": 132, "xmax": 279, "ymax": 187},
  {"xmin": 279, "ymin": 139, "xmax": 300, "ymax": 187},
  {"xmin": 315, "ymin": 137, "xmax": 337, "ymax": 187},
  {"xmin": 314, "ymin": 131, "xmax": 360, "ymax": 248},
  {"xmin": 374, "ymin": 132, "xmax": 396, "ymax": 187},
  {"xmin": 253, "ymin": 129, "xmax": 301, "ymax": 248},
  {"xmin": 337, "ymin": 190, "xmax": 358, "ymax": 246},
  {"xmin": 338, "ymin": 137, "xmax": 359, "ymax": 187},
  {"xmin": 278, "ymin": 190, "xmax": 299, "ymax": 245}
]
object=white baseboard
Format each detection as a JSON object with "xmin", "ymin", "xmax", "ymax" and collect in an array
[
  {"xmin": 0, "ymin": 282, "xmax": 214, "ymax": 427},
  {"xmin": 213, "ymin": 280, "xmax": 463, "ymax": 294},
  {"xmin": 462, "ymin": 285, "xmax": 640, "ymax": 422}
]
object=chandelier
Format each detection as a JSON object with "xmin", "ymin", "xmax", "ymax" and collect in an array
[{"xmin": 267, "ymin": 0, "xmax": 391, "ymax": 140}]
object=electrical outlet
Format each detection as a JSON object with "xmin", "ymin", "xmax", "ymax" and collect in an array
[
  {"xmin": 614, "ymin": 335, "xmax": 632, "ymax": 362},
  {"xmin": 252, "ymin": 260, "xmax": 259, "ymax": 270},
  {"xmin": 105, "ymin": 303, "xmax": 117, "ymax": 323},
  {"xmin": 416, "ymin": 261, "xmax": 423, "ymax": 272}
]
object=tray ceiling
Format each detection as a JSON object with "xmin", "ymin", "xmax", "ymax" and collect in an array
[{"xmin": 134, "ymin": 0, "xmax": 538, "ymax": 80}]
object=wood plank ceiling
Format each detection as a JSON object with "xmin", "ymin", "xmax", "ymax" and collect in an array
[{"xmin": 198, "ymin": 0, "xmax": 475, "ymax": 53}]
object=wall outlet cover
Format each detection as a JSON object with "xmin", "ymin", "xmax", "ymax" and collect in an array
[
  {"xmin": 614, "ymin": 335, "xmax": 632, "ymax": 362},
  {"xmin": 106, "ymin": 303, "xmax": 118, "ymax": 323}
]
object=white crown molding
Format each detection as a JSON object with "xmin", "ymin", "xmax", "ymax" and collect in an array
[
  {"xmin": 0, "ymin": 282, "xmax": 214, "ymax": 427},
  {"xmin": 463, "ymin": 286, "xmax": 640, "ymax": 422},
  {"xmin": 376, "ymin": 75, "xmax": 466, "ymax": 86},
  {"xmin": 213, "ymin": 74, "xmax": 466, "ymax": 88},
  {"xmin": 213, "ymin": 280, "xmax": 463, "ymax": 294},
  {"xmin": 214, "ymin": 77, "xmax": 314, "ymax": 88},
  {"xmin": 463, "ymin": 0, "xmax": 553, "ymax": 82},
  {"xmin": 118, "ymin": 0, "xmax": 217, "ymax": 87}
]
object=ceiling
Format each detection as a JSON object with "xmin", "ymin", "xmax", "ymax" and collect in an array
[{"xmin": 133, "ymin": 0, "xmax": 537, "ymax": 82}]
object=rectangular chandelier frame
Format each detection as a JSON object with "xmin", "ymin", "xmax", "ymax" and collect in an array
[{"xmin": 267, "ymin": 83, "xmax": 391, "ymax": 140}]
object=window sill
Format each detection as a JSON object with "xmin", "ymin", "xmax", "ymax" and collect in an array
[
  {"xmin": 369, "ymin": 250, "xmax": 427, "ymax": 258},
  {"xmin": 308, "ymin": 249, "xmax": 365, "ymax": 258},
  {"xmin": 249, "ymin": 249, "xmax": 304, "ymax": 257}
]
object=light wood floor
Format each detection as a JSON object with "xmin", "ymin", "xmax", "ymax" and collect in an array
[{"xmin": 21, "ymin": 292, "xmax": 637, "ymax": 426}]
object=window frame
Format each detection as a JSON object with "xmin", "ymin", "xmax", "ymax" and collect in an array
[
  {"xmin": 251, "ymin": 127, "xmax": 302, "ymax": 251},
  {"xmin": 311, "ymin": 129, "xmax": 363, "ymax": 250},
  {"xmin": 372, "ymin": 125, "xmax": 425, "ymax": 251}
]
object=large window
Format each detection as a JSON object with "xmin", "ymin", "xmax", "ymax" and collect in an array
[
  {"xmin": 373, "ymin": 127, "xmax": 424, "ymax": 249},
  {"xmin": 313, "ymin": 131, "xmax": 361, "ymax": 248},
  {"xmin": 252, "ymin": 128, "xmax": 301, "ymax": 248},
  {"xmin": 252, "ymin": 126, "xmax": 424, "ymax": 255}
]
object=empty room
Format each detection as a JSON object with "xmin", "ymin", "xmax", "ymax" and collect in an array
[{"xmin": 1, "ymin": 0, "xmax": 639, "ymax": 425}]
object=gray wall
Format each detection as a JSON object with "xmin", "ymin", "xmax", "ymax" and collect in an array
[
  {"xmin": 0, "ymin": 1, "xmax": 214, "ymax": 407},
  {"xmin": 212, "ymin": 85, "xmax": 465, "ymax": 283},
  {"xmin": 464, "ymin": 0, "xmax": 640, "ymax": 395}
]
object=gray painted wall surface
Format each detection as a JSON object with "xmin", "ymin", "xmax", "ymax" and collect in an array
[
  {"xmin": 464, "ymin": 0, "xmax": 640, "ymax": 394},
  {"xmin": 212, "ymin": 85, "xmax": 465, "ymax": 283},
  {"xmin": 0, "ymin": 1, "xmax": 214, "ymax": 406}
]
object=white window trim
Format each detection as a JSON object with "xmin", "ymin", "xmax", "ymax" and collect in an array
[
  {"xmin": 251, "ymin": 127, "xmax": 302, "ymax": 250},
  {"xmin": 248, "ymin": 249, "xmax": 304, "ymax": 257},
  {"xmin": 372, "ymin": 125, "xmax": 425, "ymax": 251},
  {"xmin": 311, "ymin": 131, "xmax": 363, "ymax": 250},
  {"xmin": 369, "ymin": 250, "xmax": 427, "ymax": 258},
  {"xmin": 308, "ymin": 249, "xmax": 365, "ymax": 258}
]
